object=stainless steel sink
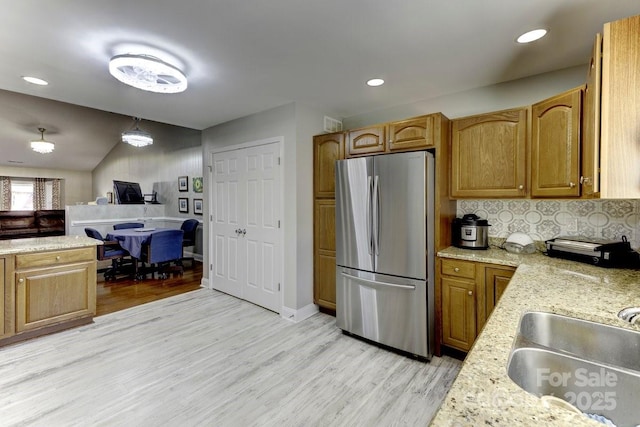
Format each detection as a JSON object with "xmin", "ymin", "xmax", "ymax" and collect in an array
[
  {"xmin": 508, "ymin": 347, "xmax": 640, "ymax": 427},
  {"xmin": 507, "ymin": 311, "xmax": 640, "ymax": 426},
  {"xmin": 517, "ymin": 311, "xmax": 640, "ymax": 372}
]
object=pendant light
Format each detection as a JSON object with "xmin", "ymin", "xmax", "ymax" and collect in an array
[
  {"xmin": 122, "ymin": 117, "xmax": 153, "ymax": 147},
  {"xmin": 30, "ymin": 128, "xmax": 55, "ymax": 154}
]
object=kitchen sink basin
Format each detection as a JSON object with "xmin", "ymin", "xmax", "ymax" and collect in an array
[
  {"xmin": 518, "ymin": 311, "xmax": 640, "ymax": 372},
  {"xmin": 507, "ymin": 312, "xmax": 640, "ymax": 426},
  {"xmin": 508, "ymin": 347, "xmax": 640, "ymax": 427}
]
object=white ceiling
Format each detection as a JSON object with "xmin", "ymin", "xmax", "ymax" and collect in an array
[{"xmin": 1, "ymin": 0, "xmax": 639, "ymax": 170}]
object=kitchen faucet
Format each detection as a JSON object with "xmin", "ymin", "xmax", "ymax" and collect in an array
[{"xmin": 618, "ymin": 307, "xmax": 640, "ymax": 324}]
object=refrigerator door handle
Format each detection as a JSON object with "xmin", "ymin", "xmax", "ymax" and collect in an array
[
  {"xmin": 367, "ymin": 175, "xmax": 373, "ymax": 255},
  {"xmin": 373, "ymin": 175, "xmax": 380, "ymax": 256},
  {"xmin": 341, "ymin": 271, "xmax": 416, "ymax": 290}
]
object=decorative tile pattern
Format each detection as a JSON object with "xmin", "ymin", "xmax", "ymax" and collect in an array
[{"xmin": 457, "ymin": 199, "xmax": 640, "ymax": 249}]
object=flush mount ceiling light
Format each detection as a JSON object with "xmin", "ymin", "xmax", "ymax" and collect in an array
[
  {"xmin": 517, "ymin": 28, "xmax": 548, "ymax": 44},
  {"xmin": 30, "ymin": 127, "xmax": 55, "ymax": 154},
  {"xmin": 22, "ymin": 76, "xmax": 49, "ymax": 86},
  {"xmin": 367, "ymin": 78, "xmax": 385, "ymax": 87},
  {"xmin": 122, "ymin": 117, "xmax": 153, "ymax": 147},
  {"xmin": 109, "ymin": 54, "xmax": 187, "ymax": 93}
]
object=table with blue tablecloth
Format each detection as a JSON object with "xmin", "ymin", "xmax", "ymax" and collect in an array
[{"xmin": 106, "ymin": 228, "xmax": 171, "ymax": 259}]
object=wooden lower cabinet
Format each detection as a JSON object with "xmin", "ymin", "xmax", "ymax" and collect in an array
[
  {"xmin": 16, "ymin": 261, "xmax": 96, "ymax": 332},
  {"xmin": 439, "ymin": 257, "xmax": 515, "ymax": 353},
  {"xmin": 0, "ymin": 246, "xmax": 97, "ymax": 346},
  {"xmin": 314, "ymin": 199, "xmax": 337, "ymax": 310},
  {"xmin": 441, "ymin": 276, "xmax": 476, "ymax": 352},
  {"xmin": 0, "ymin": 257, "xmax": 12, "ymax": 339}
]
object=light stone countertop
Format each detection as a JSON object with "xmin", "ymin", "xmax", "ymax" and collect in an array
[
  {"xmin": 431, "ymin": 246, "xmax": 640, "ymax": 427},
  {"xmin": 0, "ymin": 235, "xmax": 101, "ymax": 256}
]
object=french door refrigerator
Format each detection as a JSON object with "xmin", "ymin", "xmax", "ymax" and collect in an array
[{"xmin": 335, "ymin": 151, "xmax": 435, "ymax": 359}]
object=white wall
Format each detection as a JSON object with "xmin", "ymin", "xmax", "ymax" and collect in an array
[
  {"xmin": 202, "ymin": 102, "xmax": 331, "ymax": 314},
  {"xmin": 92, "ymin": 123, "xmax": 202, "ymax": 218},
  {"xmin": 0, "ymin": 165, "xmax": 92, "ymax": 205},
  {"xmin": 343, "ymin": 65, "xmax": 587, "ymax": 128}
]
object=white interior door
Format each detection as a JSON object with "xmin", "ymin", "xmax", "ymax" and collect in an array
[
  {"xmin": 212, "ymin": 149, "xmax": 245, "ymax": 298},
  {"xmin": 211, "ymin": 140, "xmax": 282, "ymax": 313}
]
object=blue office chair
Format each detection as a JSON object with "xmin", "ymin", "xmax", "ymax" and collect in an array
[
  {"xmin": 113, "ymin": 222, "xmax": 144, "ymax": 230},
  {"xmin": 140, "ymin": 229, "xmax": 184, "ymax": 279},
  {"xmin": 84, "ymin": 227, "xmax": 131, "ymax": 280},
  {"xmin": 180, "ymin": 219, "xmax": 199, "ymax": 267}
]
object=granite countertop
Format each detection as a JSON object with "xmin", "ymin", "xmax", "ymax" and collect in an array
[
  {"xmin": 0, "ymin": 235, "xmax": 102, "ymax": 256},
  {"xmin": 431, "ymin": 246, "xmax": 640, "ymax": 427}
]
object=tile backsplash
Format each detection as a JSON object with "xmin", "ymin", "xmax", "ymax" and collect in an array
[{"xmin": 457, "ymin": 199, "xmax": 640, "ymax": 249}]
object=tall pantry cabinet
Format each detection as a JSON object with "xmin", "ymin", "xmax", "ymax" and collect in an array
[{"xmin": 313, "ymin": 132, "xmax": 344, "ymax": 311}]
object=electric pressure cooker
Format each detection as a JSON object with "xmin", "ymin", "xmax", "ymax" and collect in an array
[{"xmin": 452, "ymin": 214, "xmax": 490, "ymax": 249}]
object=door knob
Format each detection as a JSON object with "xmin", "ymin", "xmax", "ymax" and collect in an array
[
  {"xmin": 242, "ymin": 229, "xmax": 247, "ymax": 236},
  {"xmin": 235, "ymin": 228, "xmax": 241, "ymax": 235}
]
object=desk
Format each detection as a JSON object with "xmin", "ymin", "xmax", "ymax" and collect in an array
[{"xmin": 106, "ymin": 228, "xmax": 171, "ymax": 259}]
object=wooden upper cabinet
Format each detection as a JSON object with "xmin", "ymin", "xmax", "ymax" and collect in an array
[
  {"xmin": 531, "ymin": 87, "xmax": 582, "ymax": 198},
  {"xmin": 581, "ymin": 33, "xmax": 602, "ymax": 198},
  {"xmin": 313, "ymin": 132, "xmax": 344, "ymax": 199},
  {"xmin": 347, "ymin": 125, "xmax": 386, "ymax": 156},
  {"xmin": 599, "ymin": 14, "xmax": 640, "ymax": 198},
  {"xmin": 451, "ymin": 108, "xmax": 528, "ymax": 198},
  {"xmin": 388, "ymin": 115, "xmax": 435, "ymax": 151}
]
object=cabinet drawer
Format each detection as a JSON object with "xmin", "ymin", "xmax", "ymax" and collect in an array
[
  {"xmin": 16, "ymin": 247, "xmax": 95, "ymax": 270},
  {"xmin": 441, "ymin": 259, "xmax": 476, "ymax": 279}
]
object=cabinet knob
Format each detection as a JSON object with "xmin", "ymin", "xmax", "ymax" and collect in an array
[
  {"xmin": 454, "ymin": 267, "xmax": 460, "ymax": 272},
  {"xmin": 19, "ymin": 278, "xmax": 24, "ymax": 283},
  {"xmin": 569, "ymin": 182, "xmax": 576, "ymax": 188},
  {"xmin": 468, "ymin": 290, "xmax": 473, "ymax": 296},
  {"xmin": 518, "ymin": 185, "xmax": 524, "ymax": 190},
  {"xmin": 56, "ymin": 256, "xmax": 61, "ymax": 260}
]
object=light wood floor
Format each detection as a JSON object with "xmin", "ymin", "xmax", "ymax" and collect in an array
[{"xmin": 0, "ymin": 289, "xmax": 461, "ymax": 426}]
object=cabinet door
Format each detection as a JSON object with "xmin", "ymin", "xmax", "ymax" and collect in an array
[
  {"xmin": 485, "ymin": 266, "xmax": 515, "ymax": 318},
  {"xmin": 16, "ymin": 261, "xmax": 96, "ymax": 332},
  {"xmin": 313, "ymin": 133, "xmax": 344, "ymax": 199},
  {"xmin": 314, "ymin": 199, "xmax": 336, "ymax": 310},
  {"xmin": 347, "ymin": 125, "xmax": 385, "ymax": 157},
  {"xmin": 531, "ymin": 87, "xmax": 582, "ymax": 197},
  {"xmin": 600, "ymin": 15, "xmax": 640, "ymax": 198},
  {"xmin": 388, "ymin": 115, "xmax": 435, "ymax": 152},
  {"xmin": 451, "ymin": 108, "xmax": 528, "ymax": 198},
  {"xmin": 441, "ymin": 276, "xmax": 476, "ymax": 352},
  {"xmin": 581, "ymin": 33, "xmax": 602, "ymax": 197},
  {"xmin": 0, "ymin": 258, "xmax": 5, "ymax": 338}
]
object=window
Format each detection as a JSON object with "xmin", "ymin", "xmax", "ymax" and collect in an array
[
  {"xmin": 8, "ymin": 178, "xmax": 59, "ymax": 211},
  {"xmin": 11, "ymin": 180, "xmax": 34, "ymax": 210}
]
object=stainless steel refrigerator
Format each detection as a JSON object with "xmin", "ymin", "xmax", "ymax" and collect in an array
[{"xmin": 335, "ymin": 151, "xmax": 435, "ymax": 358}]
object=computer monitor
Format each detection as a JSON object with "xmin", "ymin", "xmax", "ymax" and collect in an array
[{"xmin": 113, "ymin": 180, "xmax": 144, "ymax": 204}]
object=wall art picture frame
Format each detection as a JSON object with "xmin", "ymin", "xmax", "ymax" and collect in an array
[
  {"xmin": 178, "ymin": 176, "xmax": 188, "ymax": 192},
  {"xmin": 193, "ymin": 198, "xmax": 203, "ymax": 215},
  {"xmin": 178, "ymin": 197, "xmax": 189, "ymax": 213},
  {"xmin": 193, "ymin": 176, "xmax": 203, "ymax": 193},
  {"xmin": 106, "ymin": 191, "xmax": 113, "ymax": 204}
]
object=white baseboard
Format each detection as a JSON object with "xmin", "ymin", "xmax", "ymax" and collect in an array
[
  {"xmin": 280, "ymin": 303, "xmax": 319, "ymax": 323},
  {"xmin": 200, "ymin": 277, "xmax": 210, "ymax": 288}
]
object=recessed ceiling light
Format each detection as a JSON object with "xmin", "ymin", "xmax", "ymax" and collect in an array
[
  {"xmin": 517, "ymin": 29, "xmax": 548, "ymax": 44},
  {"xmin": 22, "ymin": 76, "xmax": 49, "ymax": 86},
  {"xmin": 367, "ymin": 78, "xmax": 385, "ymax": 87},
  {"xmin": 109, "ymin": 54, "xmax": 187, "ymax": 93}
]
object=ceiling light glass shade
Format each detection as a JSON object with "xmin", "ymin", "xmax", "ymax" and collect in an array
[
  {"xmin": 30, "ymin": 128, "xmax": 54, "ymax": 154},
  {"xmin": 122, "ymin": 118, "xmax": 153, "ymax": 147},
  {"xmin": 109, "ymin": 54, "xmax": 187, "ymax": 93},
  {"xmin": 517, "ymin": 29, "xmax": 548, "ymax": 43}
]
